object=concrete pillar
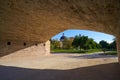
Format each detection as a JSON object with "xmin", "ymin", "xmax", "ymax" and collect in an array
[{"xmin": 116, "ymin": 36, "xmax": 120, "ymax": 63}]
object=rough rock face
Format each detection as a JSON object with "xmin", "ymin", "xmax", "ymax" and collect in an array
[{"xmin": 0, "ymin": 0, "xmax": 120, "ymax": 61}]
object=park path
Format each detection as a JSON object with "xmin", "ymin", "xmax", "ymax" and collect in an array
[{"xmin": 0, "ymin": 52, "xmax": 119, "ymax": 80}]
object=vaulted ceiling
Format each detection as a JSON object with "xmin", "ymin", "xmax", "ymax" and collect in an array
[{"xmin": 0, "ymin": 0, "xmax": 120, "ymax": 42}]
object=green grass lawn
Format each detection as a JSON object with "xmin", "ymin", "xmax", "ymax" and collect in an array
[
  {"xmin": 51, "ymin": 49, "xmax": 117, "ymax": 55},
  {"xmin": 105, "ymin": 51, "xmax": 117, "ymax": 55},
  {"xmin": 51, "ymin": 49, "xmax": 102, "ymax": 54},
  {"xmin": 51, "ymin": 49, "xmax": 82, "ymax": 53}
]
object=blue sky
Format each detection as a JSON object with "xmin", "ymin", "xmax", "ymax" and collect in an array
[{"xmin": 51, "ymin": 29, "xmax": 115, "ymax": 43}]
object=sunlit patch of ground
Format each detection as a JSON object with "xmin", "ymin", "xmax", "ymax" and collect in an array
[
  {"xmin": 0, "ymin": 53, "xmax": 120, "ymax": 80},
  {"xmin": 0, "ymin": 52, "xmax": 118, "ymax": 70}
]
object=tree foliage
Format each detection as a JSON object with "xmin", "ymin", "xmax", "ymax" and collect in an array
[
  {"xmin": 99, "ymin": 39, "xmax": 117, "ymax": 53},
  {"xmin": 50, "ymin": 39, "xmax": 60, "ymax": 49},
  {"xmin": 72, "ymin": 34, "xmax": 100, "ymax": 51},
  {"xmin": 99, "ymin": 40, "xmax": 109, "ymax": 53},
  {"xmin": 51, "ymin": 34, "xmax": 116, "ymax": 53},
  {"xmin": 109, "ymin": 40, "xmax": 116, "ymax": 50}
]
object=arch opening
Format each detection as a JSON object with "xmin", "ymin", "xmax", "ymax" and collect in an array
[{"xmin": 50, "ymin": 29, "xmax": 117, "ymax": 60}]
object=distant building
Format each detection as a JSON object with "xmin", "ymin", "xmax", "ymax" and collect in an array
[
  {"xmin": 60, "ymin": 33, "xmax": 66, "ymax": 48},
  {"xmin": 69, "ymin": 37, "xmax": 74, "ymax": 42},
  {"xmin": 60, "ymin": 33, "xmax": 74, "ymax": 49}
]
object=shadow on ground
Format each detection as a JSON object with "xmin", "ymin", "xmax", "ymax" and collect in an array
[
  {"xmin": 67, "ymin": 54, "xmax": 117, "ymax": 59},
  {"xmin": 0, "ymin": 63, "xmax": 120, "ymax": 80},
  {"xmin": 51, "ymin": 52, "xmax": 117, "ymax": 59}
]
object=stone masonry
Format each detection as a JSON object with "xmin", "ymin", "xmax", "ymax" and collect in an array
[
  {"xmin": 0, "ymin": 40, "xmax": 50, "ymax": 57},
  {"xmin": 0, "ymin": 0, "xmax": 120, "ymax": 62}
]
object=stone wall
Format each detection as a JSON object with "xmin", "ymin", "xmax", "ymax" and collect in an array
[
  {"xmin": 116, "ymin": 36, "xmax": 120, "ymax": 63},
  {"xmin": 44, "ymin": 40, "xmax": 50, "ymax": 55},
  {"xmin": 0, "ymin": 40, "xmax": 50, "ymax": 57}
]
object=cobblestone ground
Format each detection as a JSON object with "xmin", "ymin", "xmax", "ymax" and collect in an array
[{"xmin": 0, "ymin": 52, "xmax": 119, "ymax": 80}]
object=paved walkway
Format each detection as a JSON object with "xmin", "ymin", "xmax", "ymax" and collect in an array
[{"xmin": 0, "ymin": 53, "xmax": 119, "ymax": 80}]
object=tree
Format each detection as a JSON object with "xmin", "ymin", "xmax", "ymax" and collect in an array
[
  {"xmin": 80, "ymin": 36, "xmax": 89, "ymax": 50},
  {"xmin": 72, "ymin": 34, "xmax": 99, "ymax": 51},
  {"xmin": 99, "ymin": 40, "xmax": 109, "ymax": 53},
  {"xmin": 50, "ymin": 39, "xmax": 60, "ymax": 49},
  {"xmin": 109, "ymin": 39, "xmax": 116, "ymax": 50},
  {"xmin": 72, "ymin": 35, "xmax": 80, "ymax": 49},
  {"xmin": 88, "ymin": 38, "xmax": 97, "ymax": 49}
]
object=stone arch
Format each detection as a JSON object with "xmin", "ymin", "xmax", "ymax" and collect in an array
[{"xmin": 0, "ymin": 0, "xmax": 120, "ymax": 62}]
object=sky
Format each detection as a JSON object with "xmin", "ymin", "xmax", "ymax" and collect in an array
[{"xmin": 51, "ymin": 29, "xmax": 115, "ymax": 43}]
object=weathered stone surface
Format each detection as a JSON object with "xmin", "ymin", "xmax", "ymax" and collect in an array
[
  {"xmin": 116, "ymin": 36, "xmax": 120, "ymax": 62},
  {"xmin": 0, "ymin": 40, "xmax": 50, "ymax": 57},
  {"xmin": 0, "ymin": 0, "xmax": 120, "ymax": 62},
  {"xmin": 0, "ymin": 0, "xmax": 120, "ymax": 41}
]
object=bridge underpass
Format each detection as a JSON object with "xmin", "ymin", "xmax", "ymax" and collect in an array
[{"xmin": 0, "ymin": 0, "xmax": 120, "ymax": 80}]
